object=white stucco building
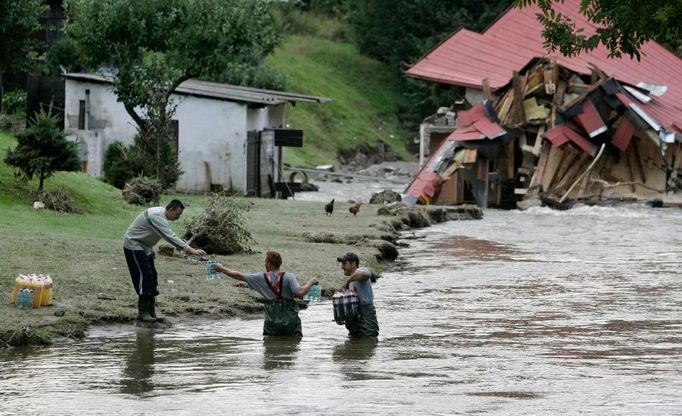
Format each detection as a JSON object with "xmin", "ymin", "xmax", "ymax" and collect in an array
[{"xmin": 63, "ymin": 73, "xmax": 330, "ymax": 195}]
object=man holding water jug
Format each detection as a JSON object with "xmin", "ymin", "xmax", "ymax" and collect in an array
[
  {"xmin": 337, "ymin": 252, "xmax": 379, "ymax": 338},
  {"xmin": 123, "ymin": 199, "xmax": 207, "ymax": 323},
  {"xmin": 212, "ymin": 251, "xmax": 318, "ymax": 337}
]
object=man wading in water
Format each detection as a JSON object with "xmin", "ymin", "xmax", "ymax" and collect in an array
[
  {"xmin": 337, "ymin": 252, "xmax": 379, "ymax": 338},
  {"xmin": 212, "ymin": 251, "xmax": 318, "ymax": 337},
  {"xmin": 123, "ymin": 199, "xmax": 207, "ymax": 323}
]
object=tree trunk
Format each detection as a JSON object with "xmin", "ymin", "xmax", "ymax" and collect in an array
[
  {"xmin": 38, "ymin": 173, "xmax": 45, "ymax": 192},
  {"xmin": 0, "ymin": 72, "xmax": 4, "ymax": 114}
]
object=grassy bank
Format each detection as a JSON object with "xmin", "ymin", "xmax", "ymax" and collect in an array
[{"xmin": 0, "ymin": 131, "xmax": 408, "ymax": 347}]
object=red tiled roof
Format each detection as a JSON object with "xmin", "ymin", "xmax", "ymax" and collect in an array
[{"xmin": 406, "ymin": 0, "xmax": 682, "ymax": 134}]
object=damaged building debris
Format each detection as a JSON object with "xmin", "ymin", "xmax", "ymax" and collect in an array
[
  {"xmin": 402, "ymin": 0, "xmax": 682, "ymax": 209},
  {"xmin": 405, "ymin": 59, "xmax": 682, "ymax": 209}
]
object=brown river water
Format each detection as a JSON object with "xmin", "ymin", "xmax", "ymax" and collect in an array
[{"xmin": 1, "ymin": 183, "xmax": 682, "ymax": 415}]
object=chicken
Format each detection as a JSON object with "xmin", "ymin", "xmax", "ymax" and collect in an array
[
  {"xmin": 324, "ymin": 198, "xmax": 335, "ymax": 215},
  {"xmin": 349, "ymin": 202, "xmax": 362, "ymax": 216}
]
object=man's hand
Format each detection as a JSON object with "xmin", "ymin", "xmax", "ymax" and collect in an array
[{"xmin": 188, "ymin": 247, "xmax": 207, "ymax": 258}]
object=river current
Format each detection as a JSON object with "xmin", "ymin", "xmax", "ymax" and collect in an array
[{"xmin": 1, "ymin": 193, "xmax": 681, "ymax": 414}]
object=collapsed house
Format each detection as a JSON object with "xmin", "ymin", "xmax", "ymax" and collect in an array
[{"xmin": 403, "ymin": 0, "xmax": 682, "ymax": 208}]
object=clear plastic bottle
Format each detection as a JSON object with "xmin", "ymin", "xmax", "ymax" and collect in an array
[
  {"xmin": 17, "ymin": 288, "xmax": 34, "ymax": 310},
  {"xmin": 332, "ymin": 292, "xmax": 344, "ymax": 322},
  {"xmin": 204, "ymin": 259, "xmax": 222, "ymax": 281}
]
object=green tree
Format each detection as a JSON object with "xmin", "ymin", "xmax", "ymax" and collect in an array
[
  {"xmin": 66, "ymin": 0, "xmax": 280, "ymax": 188},
  {"xmin": 345, "ymin": 0, "xmax": 512, "ymax": 130},
  {"xmin": 516, "ymin": 0, "xmax": 682, "ymax": 59},
  {"xmin": 5, "ymin": 108, "xmax": 81, "ymax": 192},
  {"xmin": 0, "ymin": 0, "xmax": 48, "ymax": 112}
]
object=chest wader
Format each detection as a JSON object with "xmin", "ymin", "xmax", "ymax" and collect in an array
[
  {"xmin": 263, "ymin": 272, "xmax": 302, "ymax": 337},
  {"xmin": 345, "ymin": 304, "xmax": 379, "ymax": 338}
]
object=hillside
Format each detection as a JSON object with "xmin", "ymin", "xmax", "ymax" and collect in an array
[{"xmin": 266, "ymin": 33, "xmax": 416, "ymax": 168}]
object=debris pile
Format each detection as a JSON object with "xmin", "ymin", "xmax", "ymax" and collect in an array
[{"xmin": 406, "ymin": 58, "xmax": 682, "ymax": 209}]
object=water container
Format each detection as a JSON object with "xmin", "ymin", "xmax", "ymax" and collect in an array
[
  {"xmin": 332, "ymin": 292, "xmax": 344, "ymax": 322},
  {"xmin": 342, "ymin": 290, "xmax": 359, "ymax": 322},
  {"xmin": 205, "ymin": 259, "xmax": 222, "ymax": 281},
  {"xmin": 16, "ymin": 289, "xmax": 34, "ymax": 310},
  {"xmin": 304, "ymin": 283, "xmax": 321, "ymax": 302}
]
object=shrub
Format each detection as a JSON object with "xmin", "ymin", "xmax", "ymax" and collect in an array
[
  {"xmin": 103, "ymin": 141, "xmax": 139, "ymax": 189},
  {"xmin": 183, "ymin": 193, "xmax": 255, "ymax": 254},
  {"xmin": 2, "ymin": 90, "xmax": 27, "ymax": 115},
  {"xmin": 121, "ymin": 176, "xmax": 163, "ymax": 205},
  {"xmin": 36, "ymin": 188, "xmax": 85, "ymax": 214}
]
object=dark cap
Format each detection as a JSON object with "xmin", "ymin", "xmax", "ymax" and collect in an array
[{"xmin": 337, "ymin": 252, "xmax": 359, "ymax": 263}]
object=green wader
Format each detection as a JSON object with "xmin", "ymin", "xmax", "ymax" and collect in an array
[
  {"xmin": 345, "ymin": 304, "xmax": 379, "ymax": 338},
  {"xmin": 262, "ymin": 272, "xmax": 303, "ymax": 337},
  {"xmin": 263, "ymin": 298, "xmax": 302, "ymax": 337}
]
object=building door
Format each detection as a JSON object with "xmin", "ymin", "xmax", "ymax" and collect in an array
[{"xmin": 246, "ymin": 130, "xmax": 261, "ymax": 196}]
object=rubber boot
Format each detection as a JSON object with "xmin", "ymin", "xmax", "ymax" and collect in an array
[
  {"xmin": 148, "ymin": 296, "xmax": 164, "ymax": 322},
  {"xmin": 137, "ymin": 295, "xmax": 155, "ymax": 322}
]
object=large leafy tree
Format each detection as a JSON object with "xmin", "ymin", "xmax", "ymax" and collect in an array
[
  {"xmin": 347, "ymin": 0, "xmax": 512, "ymax": 71},
  {"xmin": 0, "ymin": 0, "xmax": 48, "ymax": 112},
  {"xmin": 66, "ymin": 0, "xmax": 280, "ymax": 187},
  {"xmin": 345, "ymin": 0, "xmax": 512, "ymax": 129},
  {"xmin": 516, "ymin": 0, "xmax": 682, "ymax": 59},
  {"xmin": 5, "ymin": 108, "xmax": 81, "ymax": 192}
]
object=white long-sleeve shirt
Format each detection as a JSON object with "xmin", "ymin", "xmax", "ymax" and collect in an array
[{"xmin": 123, "ymin": 207, "xmax": 189, "ymax": 254}]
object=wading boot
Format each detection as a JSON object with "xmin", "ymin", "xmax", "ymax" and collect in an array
[
  {"xmin": 137, "ymin": 295, "xmax": 155, "ymax": 323},
  {"xmin": 148, "ymin": 296, "xmax": 164, "ymax": 323}
]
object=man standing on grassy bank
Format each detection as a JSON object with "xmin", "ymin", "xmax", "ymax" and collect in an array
[
  {"xmin": 123, "ymin": 199, "xmax": 207, "ymax": 323},
  {"xmin": 212, "ymin": 251, "xmax": 318, "ymax": 337},
  {"xmin": 338, "ymin": 252, "xmax": 379, "ymax": 338}
]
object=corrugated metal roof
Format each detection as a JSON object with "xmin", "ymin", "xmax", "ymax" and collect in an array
[
  {"xmin": 64, "ymin": 73, "xmax": 332, "ymax": 105},
  {"xmin": 406, "ymin": 0, "xmax": 682, "ymax": 134}
]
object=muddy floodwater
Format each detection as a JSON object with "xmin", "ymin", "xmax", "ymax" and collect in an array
[{"xmin": 2, "ymin": 203, "xmax": 682, "ymax": 415}]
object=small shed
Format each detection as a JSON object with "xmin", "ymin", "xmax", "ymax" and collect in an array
[{"xmin": 63, "ymin": 73, "xmax": 330, "ymax": 196}]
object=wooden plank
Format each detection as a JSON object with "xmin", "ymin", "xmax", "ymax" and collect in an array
[
  {"xmin": 463, "ymin": 148, "xmax": 478, "ymax": 164},
  {"xmin": 560, "ymin": 80, "xmax": 603, "ymax": 112},
  {"xmin": 529, "ymin": 140, "xmax": 552, "ymax": 190},
  {"xmin": 548, "ymin": 80, "xmax": 566, "ymax": 129},
  {"xmin": 552, "ymin": 152, "xmax": 589, "ymax": 193},
  {"xmin": 495, "ymin": 89, "xmax": 514, "ymax": 123},
  {"xmin": 631, "ymin": 137, "xmax": 647, "ymax": 183},
  {"xmin": 542, "ymin": 145, "xmax": 565, "ymax": 190},
  {"xmin": 482, "ymin": 78, "xmax": 493, "ymax": 100},
  {"xmin": 551, "ymin": 145, "xmax": 579, "ymax": 188},
  {"xmin": 532, "ymin": 125, "xmax": 545, "ymax": 156},
  {"xmin": 543, "ymin": 60, "xmax": 558, "ymax": 95},
  {"xmin": 505, "ymin": 140, "xmax": 515, "ymax": 179},
  {"xmin": 625, "ymin": 145, "xmax": 637, "ymax": 192},
  {"xmin": 440, "ymin": 159, "xmax": 463, "ymax": 180},
  {"xmin": 511, "ymin": 71, "xmax": 527, "ymax": 126}
]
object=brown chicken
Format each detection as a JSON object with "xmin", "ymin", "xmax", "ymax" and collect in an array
[{"xmin": 349, "ymin": 202, "xmax": 362, "ymax": 216}]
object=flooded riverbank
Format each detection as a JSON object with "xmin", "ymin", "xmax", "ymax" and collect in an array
[{"xmin": 2, "ymin": 205, "xmax": 681, "ymax": 415}]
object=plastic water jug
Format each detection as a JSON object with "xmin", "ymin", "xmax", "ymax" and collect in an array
[{"xmin": 205, "ymin": 259, "xmax": 222, "ymax": 281}]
